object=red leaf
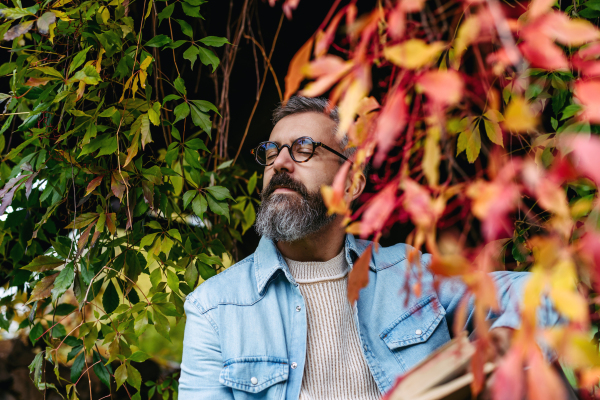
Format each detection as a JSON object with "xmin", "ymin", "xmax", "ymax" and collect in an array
[
  {"xmin": 528, "ymin": 0, "xmax": 556, "ymax": 19},
  {"xmin": 142, "ymin": 181, "xmax": 154, "ymax": 210},
  {"xmin": 314, "ymin": 10, "xmax": 344, "ymax": 57},
  {"xmin": 347, "ymin": 244, "xmax": 372, "ymax": 303},
  {"xmin": 520, "ymin": 37, "xmax": 569, "ymax": 71},
  {"xmin": 526, "ymin": 349, "xmax": 566, "ymax": 400},
  {"xmin": 559, "ymin": 134, "xmax": 600, "ymax": 188},
  {"xmin": 359, "ymin": 183, "xmax": 397, "ymax": 237},
  {"xmin": 573, "ymin": 80, "xmax": 600, "ymax": 125},
  {"xmin": 282, "ymin": 0, "xmax": 300, "ymax": 19},
  {"xmin": 535, "ymin": 12, "xmax": 600, "ymax": 46},
  {"xmin": 373, "ymin": 89, "xmax": 407, "ymax": 167},
  {"xmin": 284, "ymin": 36, "xmax": 314, "ymax": 101},
  {"xmin": 492, "ymin": 346, "xmax": 524, "ymax": 400}
]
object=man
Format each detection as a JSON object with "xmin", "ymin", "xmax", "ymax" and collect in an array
[{"xmin": 178, "ymin": 96, "xmax": 559, "ymax": 399}]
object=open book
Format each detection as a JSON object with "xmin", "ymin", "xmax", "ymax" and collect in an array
[{"xmin": 385, "ymin": 333, "xmax": 495, "ymax": 400}]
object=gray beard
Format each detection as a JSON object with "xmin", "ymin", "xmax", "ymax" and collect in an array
[{"xmin": 255, "ymin": 192, "xmax": 336, "ymax": 242}]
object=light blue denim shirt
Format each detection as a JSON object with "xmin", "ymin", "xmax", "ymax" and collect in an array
[{"xmin": 179, "ymin": 234, "xmax": 559, "ymax": 399}]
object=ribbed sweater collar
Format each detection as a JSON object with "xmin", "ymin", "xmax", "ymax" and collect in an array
[{"xmin": 285, "ymin": 249, "xmax": 348, "ymax": 283}]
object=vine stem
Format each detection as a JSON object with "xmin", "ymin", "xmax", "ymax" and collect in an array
[{"xmin": 232, "ymin": 12, "xmax": 284, "ymax": 165}]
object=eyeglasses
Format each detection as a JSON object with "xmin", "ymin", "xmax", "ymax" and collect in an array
[{"xmin": 251, "ymin": 136, "xmax": 349, "ymax": 166}]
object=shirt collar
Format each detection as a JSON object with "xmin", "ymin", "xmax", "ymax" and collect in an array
[{"xmin": 254, "ymin": 234, "xmax": 376, "ymax": 295}]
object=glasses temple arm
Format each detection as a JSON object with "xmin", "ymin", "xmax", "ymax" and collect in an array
[{"xmin": 319, "ymin": 143, "xmax": 351, "ymax": 162}]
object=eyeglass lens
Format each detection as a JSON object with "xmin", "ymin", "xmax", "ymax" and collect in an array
[{"xmin": 256, "ymin": 138, "xmax": 314, "ymax": 165}]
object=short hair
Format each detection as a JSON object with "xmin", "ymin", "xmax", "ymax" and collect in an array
[{"xmin": 272, "ymin": 96, "xmax": 355, "ymax": 162}]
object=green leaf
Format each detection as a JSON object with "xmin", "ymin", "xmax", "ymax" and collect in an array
[
  {"xmin": 33, "ymin": 66, "xmax": 63, "ymax": 79},
  {"xmin": 182, "ymin": 2, "xmax": 202, "ymax": 18},
  {"xmin": 166, "ymin": 269, "xmax": 179, "ymax": 293},
  {"xmin": 217, "ymin": 160, "xmax": 233, "ymax": 169},
  {"xmin": 29, "ymin": 352, "xmax": 43, "ymax": 389},
  {"xmin": 115, "ymin": 363, "xmax": 128, "ymax": 389},
  {"xmin": 483, "ymin": 119, "xmax": 503, "ymax": 147},
  {"xmin": 185, "ymin": 138, "xmax": 210, "ymax": 152},
  {"xmin": 183, "ymin": 45, "xmax": 199, "ymax": 70},
  {"xmin": 206, "ymin": 193, "xmax": 229, "ymax": 221},
  {"xmin": 197, "ymin": 261, "xmax": 216, "ymax": 280},
  {"xmin": 158, "ymin": 3, "xmax": 175, "ymax": 25},
  {"xmin": 102, "ymin": 280, "xmax": 120, "ymax": 314},
  {"xmin": 153, "ymin": 302, "xmax": 181, "ymax": 317},
  {"xmin": 99, "ymin": 106, "xmax": 117, "ymax": 117},
  {"xmin": 176, "ymin": 19, "xmax": 193, "ymax": 38},
  {"xmin": 173, "ymin": 102, "xmax": 190, "ymax": 124},
  {"xmin": 93, "ymin": 350, "xmax": 112, "ymax": 388},
  {"xmin": 162, "ymin": 94, "xmax": 181, "ymax": 104},
  {"xmin": 140, "ymin": 232, "xmax": 159, "ymax": 249},
  {"xmin": 183, "ymin": 191, "xmax": 197, "ymax": 210},
  {"xmin": 167, "ymin": 229, "xmax": 182, "ymax": 242},
  {"xmin": 68, "ymin": 46, "xmax": 92, "ymax": 76},
  {"xmin": 134, "ymin": 310, "xmax": 148, "ymax": 336},
  {"xmin": 70, "ymin": 65, "xmax": 102, "ymax": 85},
  {"xmin": 200, "ymin": 36, "xmax": 230, "ymax": 47},
  {"xmin": 51, "ymin": 262, "xmax": 75, "ymax": 302},
  {"xmin": 247, "ymin": 171, "xmax": 257, "ymax": 193},
  {"xmin": 0, "ymin": 7, "xmax": 35, "ymax": 19},
  {"xmin": 190, "ymin": 104, "xmax": 212, "ymax": 135},
  {"xmin": 561, "ymin": 104, "xmax": 582, "ymax": 120},
  {"xmin": 152, "ymin": 310, "xmax": 170, "ymax": 341},
  {"xmin": 192, "ymin": 194, "xmax": 207, "ymax": 219},
  {"xmin": 70, "ymin": 352, "xmax": 85, "ymax": 383},
  {"xmin": 174, "ymin": 76, "xmax": 187, "ymax": 96},
  {"xmin": 184, "ymin": 261, "xmax": 199, "ymax": 288},
  {"xmin": 148, "ymin": 102, "xmax": 160, "ymax": 126},
  {"xmin": 127, "ymin": 364, "xmax": 142, "ymax": 390},
  {"xmin": 22, "ymin": 255, "xmax": 65, "ymax": 272},
  {"xmin": 242, "ymin": 202, "xmax": 256, "ymax": 234},
  {"xmin": 197, "ymin": 46, "xmax": 219, "ymax": 72},
  {"xmin": 145, "ymin": 34, "xmax": 171, "ymax": 48},
  {"xmin": 83, "ymin": 324, "xmax": 98, "ymax": 351},
  {"xmin": 129, "ymin": 351, "xmax": 151, "ymax": 363},
  {"xmin": 184, "ymin": 147, "xmax": 204, "ymax": 170},
  {"xmin": 206, "ymin": 186, "xmax": 233, "ymax": 201}
]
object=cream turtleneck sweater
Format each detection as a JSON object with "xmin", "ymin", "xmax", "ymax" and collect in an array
[{"xmin": 284, "ymin": 250, "xmax": 381, "ymax": 400}]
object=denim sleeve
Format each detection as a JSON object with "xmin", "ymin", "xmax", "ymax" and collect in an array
[
  {"xmin": 179, "ymin": 298, "xmax": 233, "ymax": 400},
  {"xmin": 424, "ymin": 252, "xmax": 561, "ymax": 332}
]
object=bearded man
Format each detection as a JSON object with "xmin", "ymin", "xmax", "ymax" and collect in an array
[{"xmin": 178, "ymin": 96, "xmax": 561, "ymax": 400}]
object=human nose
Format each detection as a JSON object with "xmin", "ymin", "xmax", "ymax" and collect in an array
[{"xmin": 271, "ymin": 145, "xmax": 295, "ymax": 173}]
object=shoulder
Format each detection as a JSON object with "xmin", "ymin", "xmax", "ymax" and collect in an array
[{"xmin": 185, "ymin": 253, "xmax": 260, "ymax": 314}]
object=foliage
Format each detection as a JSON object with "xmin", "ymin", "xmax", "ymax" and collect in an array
[
  {"xmin": 279, "ymin": 0, "xmax": 600, "ymax": 398},
  {"xmin": 0, "ymin": 0, "xmax": 259, "ymax": 398}
]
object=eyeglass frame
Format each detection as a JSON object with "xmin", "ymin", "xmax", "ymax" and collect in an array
[{"xmin": 250, "ymin": 136, "xmax": 350, "ymax": 166}]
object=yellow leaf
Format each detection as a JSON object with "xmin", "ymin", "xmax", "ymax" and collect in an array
[
  {"xmin": 457, "ymin": 122, "xmax": 481, "ymax": 163},
  {"xmin": 423, "ymin": 126, "xmax": 440, "ymax": 186},
  {"xmin": 452, "ymin": 17, "xmax": 480, "ymax": 69},
  {"xmin": 119, "ymin": 75, "xmax": 133, "ymax": 103},
  {"xmin": 48, "ymin": 23, "xmax": 56, "ymax": 44},
  {"xmin": 338, "ymin": 72, "xmax": 370, "ymax": 135},
  {"xmin": 95, "ymin": 48, "xmax": 105, "ymax": 73},
  {"xmin": 132, "ymin": 75, "xmax": 139, "ymax": 100},
  {"xmin": 52, "ymin": 0, "xmax": 73, "ymax": 7},
  {"xmin": 140, "ymin": 56, "xmax": 153, "ymax": 71},
  {"xmin": 384, "ymin": 39, "xmax": 445, "ymax": 70},
  {"xmin": 550, "ymin": 289, "xmax": 589, "ymax": 323},
  {"xmin": 503, "ymin": 97, "xmax": 538, "ymax": 133},
  {"xmin": 483, "ymin": 119, "xmax": 503, "ymax": 147},
  {"xmin": 139, "ymin": 70, "xmax": 147, "ymax": 89}
]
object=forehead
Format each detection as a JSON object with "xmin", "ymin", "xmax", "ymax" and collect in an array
[{"xmin": 268, "ymin": 112, "xmax": 338, "ymax": 146}]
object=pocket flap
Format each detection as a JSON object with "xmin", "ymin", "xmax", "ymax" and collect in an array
[
  {"xmin": 380, "ymin": 295, "xmax": 446, "ymax": 349},
  {"xmin": 219, "ymin": 356, "xmax": 289, "ymax": 393}
]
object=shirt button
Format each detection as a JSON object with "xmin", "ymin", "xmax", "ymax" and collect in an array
[
  {"xmin": 415, "ymin": 329, "xmax": 422, "ymax": 335},
  {"xmin": 250, "ymin": 377, "xmax": 258, "ymax": 385},
  {"xmin": 291, "ymin": 362, "xmax": 298, "ymax": 369},
  {"xmin": 296, "ymin": 306, "xmax": 301, "ymax": 312},
  {"xmin": 364, "ymin": 344, "xmax": 368, "ymax": 351}
]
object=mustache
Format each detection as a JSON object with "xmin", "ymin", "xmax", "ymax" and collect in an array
[{"xmin": 261, "ymin": 173, "xmax": 310, "ymax": 199}]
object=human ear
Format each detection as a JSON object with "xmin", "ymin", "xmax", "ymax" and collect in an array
[{"xmin": 345, "ymin": 167, "xmax": 366, "ymax": 203}]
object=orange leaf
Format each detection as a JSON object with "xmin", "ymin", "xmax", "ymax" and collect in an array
[
  {"xmin": 526, "ymin": 349, "xmax": 566, "ymax": 400},
  {"xmin": 314, "ymin": 11, "xmax": 344, "ymax": 57},
  {"xmin": 528, "ymin": 0, "xmax": 556, "ymax": 20},
  {"xmin": 574, "ymin": 80, "xmax": 600, "ymax": 125},
  {"xmin": 347, "ymin": 244, "xmax": 372, "ymax": 303},
  {"xmin": 27, "ymin": 274, "xmax": 58, "ymax": 304},
  {"xmin": 321, "ymin": 161, "xmax": 351, "ymax": 215},
  {"xmin": 284, "ymin": 36, "xmax": 314, "ymax": 101},
  {"xmin": 85, "ymin": 176, "xmax": 103, "ymax": 195},
  {"xmin": 300, "ymin": 55, "xmax": 353, "ymax": 97},
  {"xmin": 25, "ymin": 77, "xmax": 57, "ymax": 87},
  {"xmin": 417, "ymin": 70, "xmax": 464, "ymax": 106}
]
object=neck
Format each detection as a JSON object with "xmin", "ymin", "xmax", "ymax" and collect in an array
[{"xmin": 275, "ymin": 215, "xmax": 346, "ymax": 262}]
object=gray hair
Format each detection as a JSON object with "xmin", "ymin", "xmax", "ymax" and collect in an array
[{"xmin": 272, "ymin": 96, "xmax": 355, "ymax": 163}]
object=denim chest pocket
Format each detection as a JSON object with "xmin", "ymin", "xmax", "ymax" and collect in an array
[
  {"xmin": 380, "ymin": 295, "xmax": 451, "ymax": 371},
  {"xmin": 219, "ymin": 356, "xmax": 289, "ymax": 399}
]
